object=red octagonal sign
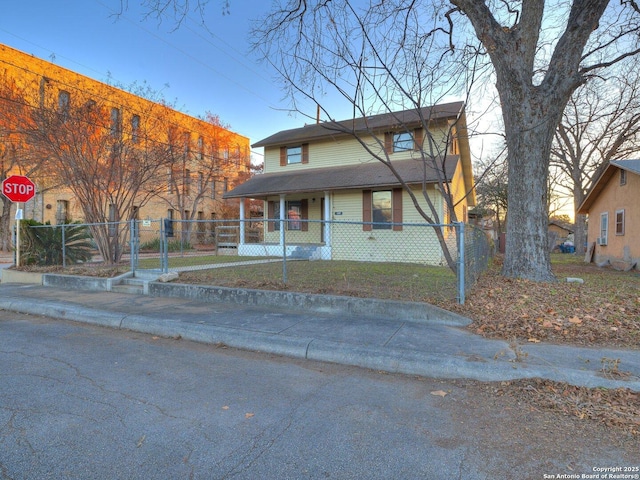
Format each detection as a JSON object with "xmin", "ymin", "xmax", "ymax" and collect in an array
[{"xmin": 2, "ymin": 175, "xmax": 36, "ymax": 203}]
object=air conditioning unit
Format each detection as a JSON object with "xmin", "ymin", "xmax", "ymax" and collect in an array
[{"xmin": 597, "ymin": 237, "xmax": 607, "ymax": 246}]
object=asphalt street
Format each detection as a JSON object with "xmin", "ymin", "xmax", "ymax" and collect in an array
[{"xmin": 1, "ymin": 310, "xmax": 638, "ymax": 479}]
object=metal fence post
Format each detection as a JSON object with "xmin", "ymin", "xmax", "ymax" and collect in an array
[
  {"xmin": 61, "ymin": 224, "xmax": 66, "ymax": 269},
  {"xmin": 129, "ymin": 218, "xmax": 136, "ymax": 274},
  {"xmin": 282, "ymin": 219, "xmax": 287, "ymax": 284},
  {"xmin": 457, "ymin": 222, "xmax": 465, "ymax": 305}
]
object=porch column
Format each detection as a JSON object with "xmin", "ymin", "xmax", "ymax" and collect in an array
[
  {"xmin": 323, "ymin": 192, "xmax": 331, "ymax": 247},
  {"xmin": 239, "ymin": 199, "xmax": 245, "ymax": 245},
  {"xmin": 279, "ymin": 194, "xmax": 286, "ymax": 247}
]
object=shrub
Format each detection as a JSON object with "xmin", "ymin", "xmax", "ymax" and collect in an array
[{"xmin": 21, "ymin": 220, "xmax": 94, "ymax": 266}]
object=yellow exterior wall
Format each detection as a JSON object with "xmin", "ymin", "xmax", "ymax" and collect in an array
[
  {"xmin": 1, "ymin": 43, "xmax": 249, "ymax": 229},
  {"xmin": 263, "ymin": 124, "xmax": 452, "ymax": 173},
  {"xmin": 587, "ymin": 169, "xmax": 640, "ymax": 265},
  {"xmin": 262, "ymin": 185, "xmax": 453, "ymax": 264}
]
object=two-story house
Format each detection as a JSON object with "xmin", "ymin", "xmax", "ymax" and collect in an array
[{"xmin": 224, "ymin": 102, "xmax": 476, "ymax": 264}]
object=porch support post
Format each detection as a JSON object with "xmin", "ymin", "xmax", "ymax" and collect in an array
[
  {"xmin": 323, "ymin": 192, "xmax": 331, "ymax": 247},
  {"xmin": 239, "ymin": 199, "xmax": 245, "ymax": 245},
  {"xmin": 279, "ymin": 194, "xmax": 286, "ymax": 247}
]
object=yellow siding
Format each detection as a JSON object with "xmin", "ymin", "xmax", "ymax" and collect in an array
[{"xmin": 264, "ymin": 128, "xmax": 451, "ymax": 173}]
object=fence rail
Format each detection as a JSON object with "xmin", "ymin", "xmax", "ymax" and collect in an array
[{"xmin": 16, "ymin": 218, "xmax": 493, "ymax": 304}]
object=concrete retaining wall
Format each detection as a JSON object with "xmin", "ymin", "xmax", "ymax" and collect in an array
[{"xmin": 149, "ymin": 282, "xmax": 470, "ymax": 326}]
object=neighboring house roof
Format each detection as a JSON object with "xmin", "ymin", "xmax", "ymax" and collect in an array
[
  {"xmin": 548, "ymin": 221, "xmax": 573, "ymax": 233},
  {"xmin": 577, "ymin": 159, "xmax": 640, "ymax": 214},
  {"xmin": 251, "ymin": 101, "xmax": 465, "ymax": 148},
  {"xmin": 224, "ymin": 156, "xmax": 460, "ymax": 199}
]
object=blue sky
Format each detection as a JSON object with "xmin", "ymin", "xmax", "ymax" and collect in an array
[{"xmin": 0, "ymin": 0, "xmax": 336, "ymax": 164}]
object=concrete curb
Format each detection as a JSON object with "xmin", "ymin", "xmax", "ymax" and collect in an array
[
  {"xmin": 33, "ymin": 273, "xmax": 471, "ymax": 327},
  {"xmin": 3, "ymin": 295, "xmax": 639, "ymax": 391}
]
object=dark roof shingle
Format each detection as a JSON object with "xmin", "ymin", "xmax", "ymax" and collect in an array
[
  {"xmin": 252, "ymin": 102, "xmax": 464, "ymax": 148},
  {"xmin": 224, "ymin": 157, "xmax": 460, "ymax": 198}
]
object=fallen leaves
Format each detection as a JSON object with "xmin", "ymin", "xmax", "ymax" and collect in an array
[
  {"xmin": 503, "ymin": 379, "xmax": 640, "ymax": 436},
  {"xmin": 446, "ymin": 256, "xmax": 640, "ymax": 349}
]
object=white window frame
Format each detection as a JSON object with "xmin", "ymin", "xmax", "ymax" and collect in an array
[
  {"xmin": 615, "ymin": 209, "xmax": 625, "ymax": 236},
  {"xmin": 287, "ymin": 146, "xmax": 302, "ymax": 164},
  {"xmin": 599, "ymin": 212, "xmax": 608, "ymax": 245}
]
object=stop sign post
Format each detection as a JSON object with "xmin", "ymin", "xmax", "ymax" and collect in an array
[{"xmin": 2, "ymin": 175, "xmax": 36, "ymax": 267}]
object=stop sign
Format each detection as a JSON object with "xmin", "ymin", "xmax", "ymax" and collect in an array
[{"xmin": 2, "ymin": 175, "xmax": 36, "ymax": 203}]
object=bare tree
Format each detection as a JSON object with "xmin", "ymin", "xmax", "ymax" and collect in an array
[
  {"xmin": 253, "ymin": 0, "xmax": 640, "ymax": 281},
  {"xmin": 551, "ymin": 59, "xmax": 640, "ymax": 255},
  {"xmin": 29, "ymin": 95, "xmax": 171, "ymax": 264},
  {"xmin": 474, "ymin": 149, "xmax": 508, "ymax": 236},
  {"xmin": 0, "ymin": 73, "xmax": 46, "ymax": 251},
  {"xmin": 137, "ymin": 0, "xmax": 640, "ymax": 281},
  {"xmin": 160, "ymin": 113, "xmax": 244, "ymax": 242}
]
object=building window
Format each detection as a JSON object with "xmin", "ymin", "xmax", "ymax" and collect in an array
[
  {"xmin": 167, "ymin": 168, "xmax": 174, "ymax": 194},
  {"xmin": 279, "ymin": 144, "xmax": 309, "ymax": 166},
  {"xmin": 131, "ymin": 115, "xmax": 140, "ymax": 143},
  {"xmin": 620, "ymin": 169, "xmax": 627, "ymax": 186},
  {"xmin": 385, "ymin": 129, "xmax": 423, "ymax": 154},
  {"xmin": 287, "ymin": 201, "xmax": 302, "ymax": 231},
  {"xmin": 58, "ymin": 91, "xmax": 70, "ymax": 120},
  {"xmin": 110, "ymin": 107, "xmax": 121, "ymax": 137},
  {"xmin": 268, "ymin": 200, "xmax": 308, "ymax": 232},
  {"xmin": 198, "ymin": 172, "xmax": 204, "ymax": 194},
  {"xmin": 198, "ymin": 136, "xmax": 205, "ymax": 161},
  {"xmin": 615, "ymin": 209, "xmax": 625, "ymax": 236},
  {"xmin": 210, "ymin": 180, "xmax": 216, "ymax": 199},
  {"xmin": 287, "ymin": 146, "xmax": 302, "ymax": 164},
  {"xmin": 599, "ymin": 212, "xmax": 608, "ymax": 245},
  {"xmin": 362, "ymin": 189, "xmax": 403, "ymax": 231},
  {"xmin": 393, "ymin": 132, "xmax": 414, "ymax": 152},
  {"xmin": 372, "ymin": 191, "xmax": 392, "ymax": 229},
  {"xmin": 184, "ymin": 169, "xmax": 191, "ymax": 195},
  {"xmin": 183, "ymin": 132, "xmax": 191, "ymax": 158},
  {"xmin": 55, "ymin": 200, "xmax": 69, "ymax": 225}
]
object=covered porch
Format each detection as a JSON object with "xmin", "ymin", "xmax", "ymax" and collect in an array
[{"xmin": 236, "ymin": 192, "xmax": 333, "ymax": 260}]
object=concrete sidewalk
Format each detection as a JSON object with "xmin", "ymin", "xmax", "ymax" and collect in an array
[{"xmin": 0, "ymin": 282, "xmax": 639, "ymax": 391}]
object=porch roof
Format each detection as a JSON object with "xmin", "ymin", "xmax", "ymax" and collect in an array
[{"xmin": 224, "ymin": 156, "xmax": 460, "ymax": 199}]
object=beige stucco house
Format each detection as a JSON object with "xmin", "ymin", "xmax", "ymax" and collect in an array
[
  {"xmin": 577, "ymin": 159, "xmax": 640, "ymax": 268},
  {"xmin": 224, "ymin": 102, "xmax": 476, "ymax": 264}
]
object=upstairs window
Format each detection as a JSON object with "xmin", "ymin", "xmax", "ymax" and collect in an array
[
  {"xmin": 620, "ymin": 169, "xmax": 627, "ymax": 186},
  {"xmin": 287, "ymin": 146, "xmax": 302, "ymax": 164},
  {"xmin": 385, "ymin": 129, "xmax": 423, "ymax": 154},
  {"xmin": 393, "ymin": 132, "xmax": 413, "ymax": 152},
  {"xmin": 280, "ymin": 144, "xmax": 309, "ymax": 166},
  {"xmin": 198, "ymin": 136, "xmax": 205, "ymax": 160},
  {"xmin": 110, "ymin": 107, "xmax": 121, "ymax": 137},
  {"xmin": 131, "ymin": 115, "xmax": 140, "ymax": 143},
  {"xmin": 58, "ymin": 91, "xmax": 70, "ymax": 120}
]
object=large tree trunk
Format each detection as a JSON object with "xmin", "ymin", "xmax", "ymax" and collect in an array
[{"xmin": 501, "ymin": 94, "xmax": 558, "ymax": 281}]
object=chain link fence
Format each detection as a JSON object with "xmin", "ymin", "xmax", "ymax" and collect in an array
[{"xmin": 16, "ymin": 218, "xmax": 492, "ymax": 303}]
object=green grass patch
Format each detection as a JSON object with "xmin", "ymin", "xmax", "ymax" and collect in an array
[
  {"xmin": 178, "ymin": 259, "xmax": 457, "ymax": 302},
  {"xmin": 137, "ymin": 255, "xmax": 270, "ymax": 269}
]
